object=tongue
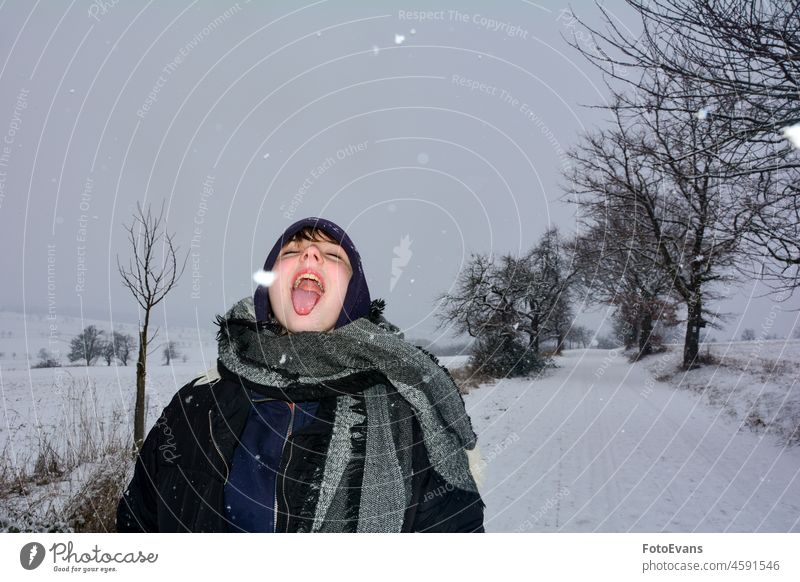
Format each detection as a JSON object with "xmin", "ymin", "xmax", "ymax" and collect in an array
[{"xmin": 291, "ymin": 281, "xmax": 322, "ymax": 315}]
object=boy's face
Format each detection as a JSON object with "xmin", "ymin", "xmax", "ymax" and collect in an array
[{"xmin": 268, "ymin": 234, "xmax": 353, "ymax": 333}]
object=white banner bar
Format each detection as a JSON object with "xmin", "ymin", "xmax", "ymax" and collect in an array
[{"xmin": 2, "ymin": 533, "xmax": 797, "ymax": 581}]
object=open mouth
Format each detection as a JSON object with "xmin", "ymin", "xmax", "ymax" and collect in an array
[{"xmin": 291, "ymin": 271, "xmax": 325, "ymax": 315}]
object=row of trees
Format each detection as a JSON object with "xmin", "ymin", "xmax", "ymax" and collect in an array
[
  {"xmin": 561, "ymin": 0, "xmax": 800, "ymax": 369},
  {"xmin": 34, "ymin": 327, "xmax": 183, "ymax": 367},
  {"xmin": 67, "ymin": 326, "xmax": 135, "ymax": 367},
  {"xmin": 434, "ymin": 222, "xmax": 684, "ymax": 378},
  {"xmin": 67, "ymin": 326, "xmax": 184, "ymax": 366},
  {"xmin": 437, "ymin": 0, "xmax": 799, "ymax": 375}
]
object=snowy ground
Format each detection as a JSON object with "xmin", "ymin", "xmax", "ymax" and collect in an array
[
  {"xmin": 0, "ymin": 309, "xmax": 218, "ymax": 458},
  {"xmin": 646, "ymin": 340, "xmax": 800, "ymax": 446},
  {"xmin": 2, "ymin": 307, "xmax": 798, "ymax": 532},
  {"xmin": 465, "ymin": 348, "xmax": 800, "ymax": 532}
]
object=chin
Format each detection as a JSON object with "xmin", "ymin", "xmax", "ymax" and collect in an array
[
  {"xmin": 282, "ymin": 310, "xmax": 335, "ymax": 333},
  {"xmin": 288, "ymin": 320, "xmax": 331, "ymax": 333}
]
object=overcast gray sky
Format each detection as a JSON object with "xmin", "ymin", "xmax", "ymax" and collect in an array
[{"xmin": 1, "ymin": 0, "xmax": 796, "ymax": 344}]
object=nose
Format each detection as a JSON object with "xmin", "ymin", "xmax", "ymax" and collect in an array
[{"xmin": 301, "ymin": 244, "xmax": 323, "ymax": 263}]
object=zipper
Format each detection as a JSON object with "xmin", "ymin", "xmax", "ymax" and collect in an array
[
  {"xmin": 208, "ymin": 410, "xmax": 229, "ymax": 484},
  {"xmin": 274, "ymin": 401, "xmax": 295, "ymax": 532}
]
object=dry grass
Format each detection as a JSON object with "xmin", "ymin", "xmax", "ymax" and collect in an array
[
  {"xmin": 63, "ymin": 450, "xmax": 130, "ymax": 533},
  {"xmin": 0, "ymin": 377, "xmax": 132, "ymax": 532},
  {"xmin": 448, "ymin": 364, "xmax": 497, "ymax": 394}
]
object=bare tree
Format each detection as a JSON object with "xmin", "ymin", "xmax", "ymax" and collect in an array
[
  {"xmin": 433, "ymin": 252, "xmax": 503, "ymax": 340},
  {"xmin": 68, "ymin": 325, "xmax": 105, "ymax": 367},
  {"xmin": 33, "ymin": 348, "xmax": 60, "ymax": 368},
  {"xmin": 565, "ymin": 325, "xmax": 593, "ymax": 349},
  {"xmin": 571, "ymin": 214, "xmax": 680, "ymax": 358},
  {"xmin": 442, "ymin": 250, "xmax": 550, "ymax": 378},
  {"xmin": 566, "ymin": 85, "xmax": 746, "ymax": 368},
  {"xmin": 566, "ymin": 0, "xmax": 800, "ymax": 294},
  {"xmin": 511, "ymin": 228, "xmax": 577, "ymax": 355},
  {"xmin": 435, "ymin": 228, "xmax": 576, "ymax": 367},
  {"xmin": 117, "ymin": 201, "xmax": 188, "ymax": 453},
  {"xmin": 531, "ymin": 228, "xmax": 576, "ymax": 354},
  {"xmin": 112, "ymin": 331, "xmax": 136, "ymax": 366},
  {"xmin": 162, "ymin": 340, "xmax": 180, "ymax": 365},
  {"xmin": 101, "ymin": 339, "xmax": 115, "ymax": 365}
]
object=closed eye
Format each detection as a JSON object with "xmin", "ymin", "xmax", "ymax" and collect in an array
[
  {"xmin": 282, "ymin": 250, "xmax": 339, "ymax": 258},
  {"xmin": 280, "ymin": 246, "xmax": 347, "ymax": 264}
]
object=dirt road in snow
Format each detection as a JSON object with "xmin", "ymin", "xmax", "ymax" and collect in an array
[{"xmin": 464, "ymin": 349, "xmax": 800, "ymax": 532}]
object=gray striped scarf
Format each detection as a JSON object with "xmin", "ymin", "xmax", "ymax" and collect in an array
[{"xmin": 215, "ymin": 296, "xmax": 479, "ymax": 532}]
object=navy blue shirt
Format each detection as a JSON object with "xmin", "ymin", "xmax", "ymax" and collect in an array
[{"xmin": 224, "ymin": 396, "xmax": 321, "ymax": 532}]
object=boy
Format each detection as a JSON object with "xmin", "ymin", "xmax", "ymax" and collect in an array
[{"xmin": 117, "ymin": 216, "xmax": 485, "ymax": 532}]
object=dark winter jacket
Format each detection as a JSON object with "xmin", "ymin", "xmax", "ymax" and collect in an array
[{"xmin": 116, "ymin": 363, "xmax": 486, "ymax": 533}]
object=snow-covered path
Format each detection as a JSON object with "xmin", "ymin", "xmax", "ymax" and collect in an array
[{"xmin": 464, "ymin": 349, "xmax": 800, "ymax": 532}]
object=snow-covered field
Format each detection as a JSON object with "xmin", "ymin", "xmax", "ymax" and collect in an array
[
  {"xmin": 0, "ymin": 310, "xmax": 218, "ymax": 465},
  {"xmin": 646, "ymin": 340, "xmax": 800, "ymax": 447},
  {"xmin": 0, "ymin": 310, "xmax": 217, "ymax": 373},
  {"xmin": 465, "ymin": 348, "xmax": 800, "ymax": 532},
  {"xmin": 2, "ymin": 308, "xmax": 798, "ymax": 532},
  {"xmin": 0, "ymin": 310, "xmax": 220, "ymax": 530}
]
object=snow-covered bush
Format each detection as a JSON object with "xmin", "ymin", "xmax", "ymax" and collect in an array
[{"xmin": 469, "ymin": 332, "xmax": 548, "ymax": 378}]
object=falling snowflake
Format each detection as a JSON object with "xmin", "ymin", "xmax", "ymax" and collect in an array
[
  {"xmin": 394, "ymin": 33, "xmax": 405, "ymax": 45},
  {"xmin": 410, "ymin": 28, "xmax": 416, "ymax": 35},
  {"xmin": 253, "ymin": 270, "xmax": 277, "ymax": 287},
  {"xmin": 372, "ymin": 45, "xmax": 380, "ymax": 56},
  {"xmin": 263, "ymin": 152, "xmax": 270, "ymax": 159},
  {"xmin": 184, "ymin": 395, "xmax": 194, "ymax": 404},
  {"xmin": 279, "ymin": 353, "xmax": 286, "ymax": 364},
  {"xmin": 696, "ymin": 106, "xmax": 712, "ymax": 120},
  {"xmin": 782, "ymin": 123, "xmax": 800, "ymax": 149}
]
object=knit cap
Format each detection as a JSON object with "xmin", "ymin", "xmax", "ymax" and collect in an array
[{"xmin": 253, "ymin": 217, "xmax": 371, "ymax": 329}]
